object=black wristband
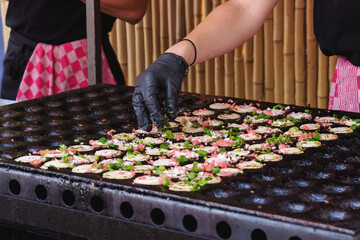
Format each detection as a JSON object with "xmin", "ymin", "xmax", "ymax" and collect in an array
[{"xmin": 178, "ymin": 38, "xmax": 197, "ymax": 66}]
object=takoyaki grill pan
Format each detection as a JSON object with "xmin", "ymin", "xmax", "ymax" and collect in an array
[{"xmin": 0, "ymin": 84, "xmax": 359, "ymax": 240}]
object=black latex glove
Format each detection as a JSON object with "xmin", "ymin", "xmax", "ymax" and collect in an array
[{"xmin": 132, "ymin": 53, "xmax": 189, "ymax": 131}]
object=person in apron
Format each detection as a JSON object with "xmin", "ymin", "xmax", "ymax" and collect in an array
[
  {"xmin": 314, "ymin": 0, "xmax": 360, "ymax": 112},
  {"xmin": 1, "ymin": 0, "xmax": 147, "ymax": 101},
  {"xmin": 132, "ymin": 0, "xmax": 360, "ymax": 131}
]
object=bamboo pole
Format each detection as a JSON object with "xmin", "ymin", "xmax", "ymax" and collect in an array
[
  {"xmin": 294, "ymin": 0, "xmax": 306, "ymax": 106},
  {"xmin": 234, "ymin": 45, "xmax": 245, "ymax": 98},
  {"xmin": 204, "ymin": 0, "xmax": 215, "ymax": 95},
  {"xmin": 185, "ymin": 0, "xmax": 195, "ymax": 92},
  {"xmin": 273, "ymin": 0, "xmax": 284, "ymax": 103},
  {"xmin": 116, "ymin": 20, "xmax": 128, "ymax": 82},
  {"xmin": 160, "ymin": 1, "xmax": 168, "ymax": 53},
  {"xmin": 151, "ymin": 0, "xmax": 160, "ymax": 61},
  {"xmin": 135, "ymin": 19, "xmax": 145, "ymax": 76},
  {"xmin": 176, "ymin": 0, "xmax": 187, "ymax": 92},
  {"xmin": 221, "ymin": 0, "xmax": 233, "ymax": 98},
  {"xmin": 167, "ymin": 0, "xmax": 176, "ymax": 47},
  {"xmin": 224, "ymin": 51, "xmax": 235, "ymax": 97},
  {"xmin": 244, "ymin": 40, "xmax": 254, "ymax": 100},
  {"xmin": 253, "ymin": 28, "xmax": 264, "ymax": 101},
  {"xmin": 109, "ymin": 29, "xmax": 118, "ymax": 56},
  {"xmin": 213, "ymin": 0, "xmax": 224, "ymax": 96},
  {"xmin": 143, "ymin": 0, "xmax": 153, "ymax": 69},
  {"xmin": 125, "ymin": 23, "xmax": 136, "ymax": 86},
  {"xmin": 214, "ymin": 56, "xmax": 224, "ymax": 96},
  {"xmin": 306, "ymin": 0, "xmax": 317, "ymax": 107},
  {"xmin": 175, "ymin": 0, "xmax": 185, "ymax": 43},
  {"xmin": 194, "ymin": 0, "xmax": 205, "ymax": 94},
  {"xmin": 284, "ymin": 0, "xmax": 295, "ymax": 104},
  {"xmin": 317, "ymin": 48, "xmax": 329, "ymax": 109},
  {"xmin": 264, "ymin": 12, "xmax": 274, "ymax": 102}
]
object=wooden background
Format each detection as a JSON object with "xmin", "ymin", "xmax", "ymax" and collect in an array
[{"xmin": 1, "ymin": 0, "xmax": 337, "ymax": 109}]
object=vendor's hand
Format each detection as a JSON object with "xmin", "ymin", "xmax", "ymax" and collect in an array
[{"xmin": 132, "ymin": 53, "xmax": 188, "ymax": 131}]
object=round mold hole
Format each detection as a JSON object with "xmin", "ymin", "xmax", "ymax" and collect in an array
[
  {"xmin": 69, "ymin": 105, "xmax": 85, "ymax": 113},
  {"xmin": 263, "ymin": 187, "xmax": 296, "ymax": 197},
  {"xmin": 294, "ymin": 179, "xmax": 311, "ymax": 188},
  {"xmin": 9, "ymin": 179, "xmax": 21, "ymax": 195},
  {"xmin": 203, "ymin": 187, "xmax": 237, "ymax": 198},
  {"xmin": 0, "ymin": 151, "xmax": 18, "ymax": 159},
  {"xmin": 62, "ymin": 190, "xmax": 75, "ymax": 207},
  {"xmin": 103, "ymin": 87, "xmax": 118, "ymax": 94},
  {"xmin": 35, "ymin": 185, "xmax": 47, "ymax": 201},
  {"xmin": 216, "ymin": 221, "xmax": 232, "ymax": 239},
  {"xmin": 301, "ymin": 192, "xmax": 332, "ymax": 203},
  {"xmin": 321, "ymin": 184, "xmax": 352, "ymax": 194},
  {"xmin": 0, "ymin": 110, "xmax": 20, "ymax": 118},
  {"xmin": 182, "ymin": 215, "xmax": 197, "ymax": 232},
  {"xmin": 151, "ymin": 208, "xmax": 165, "ymax": 225},
  {"xmin": 315, "ymin": 208, "xmax": 351, "ymax": 221},
  {"xmin": 328, "ymin": 162, "xmax": 349, "ymax": 171},
  {"xmin": 349, "ymin": 199, "xmax": 360, "ymax": 209},
  {"xmin": 95, "ymin": 119, "xmax": 109, "ymax": 125},
  {"xmin": 293, "ymin": 158, "xmax": 313, "ymax": 167},
  {"xmin": 120, "ymin": 202, "xmax": 134, "ymax": 219},
  {"xmin": 47, "ymin": 110, "xmax": 65, "ymax": 117},
  {"xmin": 251, "ymin": 229, "xmax": 267, "ymax": 240},
  {"xmin": 45, "ymin": 101, "xmax": 62, "ymax": 108},
  {"xmin": 1, "ymin": 141, "xmax": 19, "ymax": 149},
  {"xmin": 65, "ymin": 97, "xmax": 82, "ymax": 103},
  {"xmin": 285, "ymin": 202, "xmax": 309, "ymax": 213},
  {"xmin": 289, "ymin": 237, "xmax": 302, "ymax": 240},
  {"xmin": 85, "ymin": 92, "xmax": 101, "ymax": 99},
  {"xmin": 266, "ymin": 165, "xmax": 294, "ymax": 175},
  {"xmin": 250, "ymin": 173, "xmax": 277, "ymax": 182},
  {"xmin": 0, "ymin": 130, "xmax": 19, "ymax": 138},
  {"xmin": 90, "ymin": 196, "xmax": 105, "ymax": 213},
  {"xmin": 23, "ymin": 105, "xmax": 43, "ymax": 113},
  {"xmin": 231, "ymin": 180, "xmax": 258, "ymax": 190},
  {"xmin": 250, "ymin": 195, "xmax": 273, "ymax": 206}
]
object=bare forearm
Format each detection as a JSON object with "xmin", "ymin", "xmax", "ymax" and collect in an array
[
  {"xmin": 80, "ymin": 0, "xmax": 148, "ymax": 24},
  {"xmin": 166, "ymin": 0, "xmax": 279, "ymax": 65}
]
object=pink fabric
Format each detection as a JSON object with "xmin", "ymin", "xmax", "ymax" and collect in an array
[
  {"xmin": 16, "ymin": 39, "xmax": 116, "ymax": 101},
  {"xmin": 328, "ymin": 56, "xmax": 360, "ymax": 113}
]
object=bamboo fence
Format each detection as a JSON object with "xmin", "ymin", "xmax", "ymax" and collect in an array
[
  {"xmin": 273, "ymin": 0, "xmax": 284, "ymax": 103},
  {"xmin": 0, "ymin": 0, "xmax": 339, "ymax": 109}
]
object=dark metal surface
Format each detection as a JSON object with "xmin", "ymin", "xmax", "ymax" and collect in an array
[
  {"xmin": 0, "ymin": 84, "xmax": 360, "ymax": 239},
  {"xmin": 0, "ymin": 165, "xmax": 353, "ymax": 240},
  {"xmin": 0, "ymin": 194, "xmax": 209, "ymax": 240}
]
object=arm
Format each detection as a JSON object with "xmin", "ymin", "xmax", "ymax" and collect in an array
[
  {"xmin": 133, "ymin": 0, "xmax": 280, "ymax": 131},
  {"xmin": 81, "ymin": 0, "xmax": 148, "ymax": 24},
  {"xmin": 166, "ymin": 0, "xmax": 279, "ymax": 65}
]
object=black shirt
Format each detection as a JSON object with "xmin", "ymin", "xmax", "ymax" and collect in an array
[
  {"xmin": 314, "ymin": 0, "xmax": 360, "ymax": 66},
  {"xmin": 6, "ymin": 0, "xmax": 116, "ymax": 45}
]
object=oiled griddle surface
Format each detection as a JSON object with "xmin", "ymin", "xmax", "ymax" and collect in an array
[{"xmin": 1, "ymin": 84, "xmax": 360, "ymax": 234}]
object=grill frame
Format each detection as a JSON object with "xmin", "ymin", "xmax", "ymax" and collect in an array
[
  {"xmin": 0, "ymin": 84, "xmax": 359, "ymax": 239},
  {"xmin": 0, "ymin": 164, "xmax": 356, "ymax": 240}
]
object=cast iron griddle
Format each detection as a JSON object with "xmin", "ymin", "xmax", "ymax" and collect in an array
[{"xmin": 0, "ymin": 84, "xmax": 360, "ymax": 240}]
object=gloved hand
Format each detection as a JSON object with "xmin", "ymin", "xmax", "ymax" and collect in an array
[{"xmin": 132, "ymin": 53, "xmax": 189, "ymax": 131}]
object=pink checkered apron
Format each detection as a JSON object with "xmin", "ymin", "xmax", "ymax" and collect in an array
[
  {"xmin": 16, "ymin": 38, "xmax": 116, "ymax": 101},
  {"xmin": 328, "ymin": 56, "xmax": 360, "ymax": 113}
]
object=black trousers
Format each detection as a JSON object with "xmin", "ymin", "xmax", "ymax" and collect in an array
[
  {"xmin": 0, "ymin": 31, "xmax": 125, "ymax": 100},
  {"xmin": 0, "ymin": 32, "xmax": 33, "ymax": 100}
]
